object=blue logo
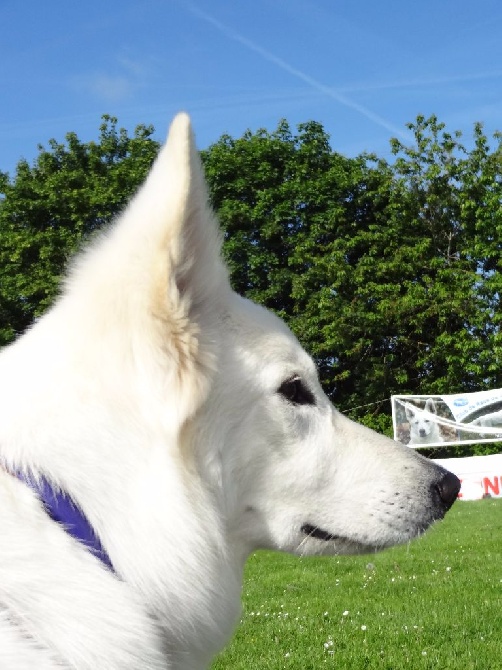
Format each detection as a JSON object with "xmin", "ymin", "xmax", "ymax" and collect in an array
[{"xmin": 453, "ymin": 398, "xmax": 468, "ymax": 407}]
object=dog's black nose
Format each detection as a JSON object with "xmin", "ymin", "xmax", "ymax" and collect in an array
[{"xmin": 436, "ymin": 470, "xmax": 461, "ymax": 509}]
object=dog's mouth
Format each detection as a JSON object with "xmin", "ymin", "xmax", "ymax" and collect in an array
[
  {"xmin": 301, "ymin": 523, "xmax": 340, "ymax": 542},
  {"xmin": 300, "ymin": 523, "xmax": 384, "ymax": 553}
]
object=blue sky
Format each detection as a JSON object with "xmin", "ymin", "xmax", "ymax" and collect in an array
[{"xmin": 2, "ymin": 0, "xmax": 502, "ymax": 177}]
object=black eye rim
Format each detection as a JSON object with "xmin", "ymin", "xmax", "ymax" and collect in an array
[{"xmin": 277, "ymin": 377, "xmax": 316, "ymax": 406}]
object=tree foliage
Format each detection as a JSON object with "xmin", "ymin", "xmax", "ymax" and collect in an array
[{"xmin": 1, "ymin": 114, "xmax": 502, "ymax": 453}]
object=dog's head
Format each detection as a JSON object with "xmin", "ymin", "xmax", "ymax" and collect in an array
[
  {"xmin": 200, "ymin": 298, "xmax": 457, "ymax": 556},
  {"xmin": 109, "ymin": 115, "xmax": 456, "ymax": 558},
  {"xmin": 405, "ymin": 398, "xmax": 438, "ymax": 441},
  {"xmin": 1, "ymin": 115, "xmax": 459, "ymax": 565}
]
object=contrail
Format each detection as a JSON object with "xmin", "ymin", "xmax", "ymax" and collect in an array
[
  {"xmin": 342, "ymin": 69, "xmax": 502, "ymax": 93},
  {"xmin": 184, "ymin": 2, "xmax": 410, "ymax": 140}
]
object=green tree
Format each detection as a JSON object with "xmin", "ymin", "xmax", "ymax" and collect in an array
[
  {"xmin": 0, "ymin": 117, "xmax": 159, "ymax": 345},
  {"xmin": 290, "ymin": 116, "xmax": 502, "ymax": 439},
  {"xmin": 387, "ymin": 116, "xmax": 502, "ymax": 397}
]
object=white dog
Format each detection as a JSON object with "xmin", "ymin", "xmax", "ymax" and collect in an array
[
  {"xmin": 468, "ymin": 409, "xmax": 502, "ymax": 439},
  {"xmin": 406, "ymin": 398, "xmax": 444, "ymax": 445},
  {"xmin": 0, "ymin": 114, "xmax": 459, "ymax": 669},
  {"xmin": 469, "ymin": 409, "xmax": 502, "ymax": 428}
]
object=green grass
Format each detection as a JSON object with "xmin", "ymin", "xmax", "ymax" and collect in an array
[{"xmin": 212, "ymin": 500, "xmax": 502, "ymax": 669}]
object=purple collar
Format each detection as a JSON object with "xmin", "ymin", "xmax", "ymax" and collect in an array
[{"xmin": 16, "ymin": 471, "xmax": 114, "ymax": 571}]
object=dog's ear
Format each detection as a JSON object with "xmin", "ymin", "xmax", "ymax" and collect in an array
[
  {"xmin": 425, "ymin": 399, "xmax": 437, "ymax": 414},
  {"xmin": 405, "ymin": 405, "xmax": 415, "ymax": 420},
  {"xmin": 70, "ymin": 113, "xmax": 229, "ymax": 337},
  {"xmin": 119, "ymin": 112, "xmax": 230, "ymax": 327},
  {"xmin": 64, "ymin": 114, "xmax": 230, "ymax": 409}
]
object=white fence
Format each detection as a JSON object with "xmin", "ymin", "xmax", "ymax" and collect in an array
[{"xmin": 432, "ymin": 453, "xmax": 502, "ymax": 500}]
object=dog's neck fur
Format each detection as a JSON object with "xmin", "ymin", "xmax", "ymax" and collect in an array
[{"xmin": 0, "ymin": 310, "xmax": 244, "ymax": 667}]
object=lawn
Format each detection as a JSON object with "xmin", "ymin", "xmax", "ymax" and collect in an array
[{"xmin": 211, "ymin": 499, "xmax": 502, "ymax": 669}]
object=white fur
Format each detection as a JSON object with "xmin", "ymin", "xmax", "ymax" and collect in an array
[
  {"xmin": 0, "ymin": 114, "xmax": 457, "ymax": 669},
  {"xmin": 406, "ymin": 398, "xmax": 444, "ymax": 445}
]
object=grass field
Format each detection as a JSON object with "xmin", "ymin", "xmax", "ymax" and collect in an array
[{"xmin": 211, "ymin": 499, "xmax": 502, "ymax": 669}]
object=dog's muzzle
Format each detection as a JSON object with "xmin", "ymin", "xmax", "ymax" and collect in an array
[{"xmin": 301, "ymin": 468, "xmax": 461, "ymax": 545}]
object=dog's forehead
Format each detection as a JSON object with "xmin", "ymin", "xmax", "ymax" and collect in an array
[{"xmin": 223, "ymin": 294, "xmax": 315, "ymax": 374}]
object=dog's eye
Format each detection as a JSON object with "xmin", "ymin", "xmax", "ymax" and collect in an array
[{"xmin": 278, "ymin": 377, "xmax": 315, "ymax": 406}]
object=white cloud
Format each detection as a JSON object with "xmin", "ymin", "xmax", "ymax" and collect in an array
[
  {"xmin": 79, "ymin": 73, "xmax": 135, "ymax": 103},
  {"xmin": 70, "ymin": 54, "xmax": 150, "ymax": 104}
]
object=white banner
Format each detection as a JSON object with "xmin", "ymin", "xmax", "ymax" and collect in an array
[
  {"xmin": 433, "ymin": 454, "xmax": 502, "ymax": 500},
  {"xmin": 391, "ymin": 392, "xmax": 502, "ymax": 448}
]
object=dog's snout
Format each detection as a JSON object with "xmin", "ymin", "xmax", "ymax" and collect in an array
[{"xmin": 435, "ymin": 470, "xmax": 461, "ymax": 509}]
